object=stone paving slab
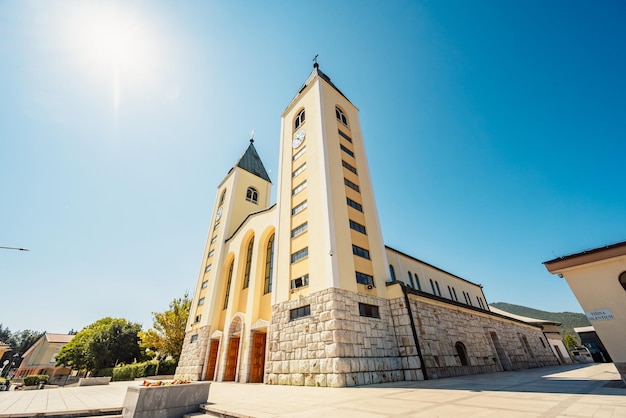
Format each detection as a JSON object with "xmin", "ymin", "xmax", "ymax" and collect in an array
[{"xmin": 0, "ymin": 364, "xmax": 623, "ymax": 418}]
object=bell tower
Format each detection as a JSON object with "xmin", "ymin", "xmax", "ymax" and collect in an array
[
  {"xmin": 267, "ymin": 63, "xmax": 402, "ymax": 387},
  {"xmin": 273, "ymin": 62, "xmax": 390, "ymax": 305}
]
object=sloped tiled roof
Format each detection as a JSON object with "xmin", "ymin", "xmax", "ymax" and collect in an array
[
  {"xmin": 45, "ymin": 333, "xmax": 75, "ymax": 344},
  {"xmin": 236, "ymin": 140, "xmax": 271, "ymax": 183}
]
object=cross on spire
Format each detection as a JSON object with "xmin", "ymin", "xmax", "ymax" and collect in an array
[{"xmin": 313, "ymin": 54, "xmax": 319, "ymax": 68}]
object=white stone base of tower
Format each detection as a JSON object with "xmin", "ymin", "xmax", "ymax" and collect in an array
[
  {"xmin": 175, "ymin": 325, "xmax": 211, "ymax": 381},
  {"xmin": 265, "ymin": 287, "xmax": 423, "ymax": 387}
]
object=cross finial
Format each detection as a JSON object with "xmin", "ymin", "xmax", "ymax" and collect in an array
[
  {"xmin": 313, "ymin": 54, "xmax": 319, "ymax": 68},
  {"xmin": 250, "ymin": 130, "xmax": 255, "ymax": 143}
]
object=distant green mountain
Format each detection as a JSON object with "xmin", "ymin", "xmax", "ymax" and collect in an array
[{"xmin": 490, "ymin": 302, "xmax": 590, "ymax": 337}]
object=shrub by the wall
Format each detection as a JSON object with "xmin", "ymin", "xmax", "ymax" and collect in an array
[
  {"xmin": 23, "ymin": 375, "xmax": 49, "ymax": 386},
  {"xmin": 157, "ymin": 358, "xmax": 178, "ymax": 375}
]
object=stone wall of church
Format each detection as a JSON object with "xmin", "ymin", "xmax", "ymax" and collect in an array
[
  {"xmin": 175, "ymin": 325, "xmax": 211, "ymax": 381},
  {"xmin": 400, "ymin": 293, "xmax": 559, "ymax": 379},
  {"xmin": 266, "ymin": 287, "xmax": 407, "ymax": 387}
]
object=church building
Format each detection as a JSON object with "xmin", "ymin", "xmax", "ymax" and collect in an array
[{"xmin": 175, "ymin": 64, "xmax": 559, "ymax": 387}]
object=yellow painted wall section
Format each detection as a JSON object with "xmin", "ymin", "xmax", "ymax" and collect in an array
[
  {"xmin": 560, "ymin": 256, "xmax": 626, "ymax": 363},
  {"xmin": 386, "ymin": 248, "xmax": 486, "ymax": 307}
]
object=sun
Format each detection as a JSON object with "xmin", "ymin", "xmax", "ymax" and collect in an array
[{"xmin": 60, "ymin": 3, "xmax": 160, "ymax": 121}]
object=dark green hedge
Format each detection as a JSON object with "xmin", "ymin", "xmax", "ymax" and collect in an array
[
  {"xmin": 23, "ymin": 375, "xmax": 49, "ymax": 386},
  {"xmin": 94, "ymin": 359, "xmax": 177, "ymax": 381}
]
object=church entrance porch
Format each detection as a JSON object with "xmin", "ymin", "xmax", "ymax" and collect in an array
[{"xmin": 249, "ymin": 332, "xmax": 266, "ymax": 383}]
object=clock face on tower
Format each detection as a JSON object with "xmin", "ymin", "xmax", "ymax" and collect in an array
[{"xmin": 292, "ymin": 129, "xmax": 306, "ymax": 148}]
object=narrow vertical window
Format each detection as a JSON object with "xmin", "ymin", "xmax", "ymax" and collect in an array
[
  {"xmin": 414, "ymin": 273, "xmax": 421, "ymax": 291},
  {"xmin": 223, "ymin": 261, "xmax": 234, "ymax": 309},
  {"xmin": 335, "ymin": 107, "xmax": 348, "ymax": 126},
  {"xmin": 435, "ymin": 281, "xmax": 441, "ymax": 296},
  {"xmin": 430, "ymin": 279, "xmax": 435, "ymax": 295},
  {"xmin": 408, "ymin": 272, "xmax": 415, "ymax": 288},
  {"xmin": 294, "ymin": 109, "xmax": 305, "ymax": 129},
  {"xmin": 264, "ymin": 234, "xmax": 274, "ymax": 294},
  {"xmin": 243, "ymin": 237, "xmax": 254, "ymax": 289},
  {"xmin": 219, "ymin": 189, "xmax": 227, "ymax": 206},
  {"xmin": 389, "ymin": 265, "xmax": 396, "ymax": 282}
]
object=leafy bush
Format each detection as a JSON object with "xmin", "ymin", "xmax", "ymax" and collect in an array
[
  {"xmin": 23, "ymin": 375, "xmax": 49, "ymax": 386},
  {"xmin": 93, "ymin": 367, "xmax": 114, "ymax": 377},
  {"xmin": 157, "ymin": 358, "xmax": 178, "ymax": 375},
  {"xmin": 111, "ymin": 361, "xmax": 158, "ymax": 381}
]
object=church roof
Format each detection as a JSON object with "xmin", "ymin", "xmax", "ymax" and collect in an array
[
  {"xmin": 289, "ymin": 63, "xmax": 353, "ymax": 108},
  {"xmin": 236, "ymin": 140, "xmax": 272, "ymax": 183}
]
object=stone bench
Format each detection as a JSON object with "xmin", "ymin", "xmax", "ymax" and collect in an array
[{"xmin": 78, "ymin": 377, "xmax": 112, "ymax": 386}]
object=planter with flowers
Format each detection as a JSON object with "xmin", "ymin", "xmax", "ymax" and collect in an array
[{"xmin": 122, "ymin": 379, "xmax": 211, "ymax": 418}]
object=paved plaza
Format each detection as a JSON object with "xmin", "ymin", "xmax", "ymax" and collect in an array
[{"xmin": 0, "ymin": 363, "xmax": 623, "ymax": 417}]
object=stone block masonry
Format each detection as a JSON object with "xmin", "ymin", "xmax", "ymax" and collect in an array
[
  {"xmin": 401, "ymin": 292, "xmax": 559, "ymax": 379},
  {"xmin": 266, "ymin": 287, "xmax": 409, "ymax": 387},
  {"xmin": 176, "ymin": 325, "xmax": 211, "ymax": 381}
]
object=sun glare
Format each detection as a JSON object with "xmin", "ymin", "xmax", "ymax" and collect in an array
[{"xmin": 60, "ymin": 3, "xmax": 161, "ymax": 125}]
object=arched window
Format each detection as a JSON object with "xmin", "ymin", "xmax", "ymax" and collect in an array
[
  {"xmin": 389, "ymin": 264, "xmax": 396, "ymax": 282},
  {"xmin": 263, "ymin": 234, "xmax": 275, "ymax": 294},
  {"xmin": 335, "ymin": 107, "xmax": 348, "ymax": 126},
  {"xmin": 455, "ymin": 342, "xmax": 469, "ymax": 366},
  {"xmin": 294, "ymin": 109, "xmax": 305, "ymax": 130},
  {"xmin": 620, "ymin": 271, "xmax": 626, "ymax": 292},
  {"xmin": 430, "ymin": 279, "xmax": 435, "ymax": 294},
  {"xmin": 435, "ymin": 281, "xmax": 442, "ymax": 296},
  {"xmin": 414, "ymin": 273, "xmax": 421, "ymax": 291},
  {"xmin": 219, "ymin": 189, "xmax": 227, "ymax": 206},
  {"xmin": 246, "ymin": 187, "xmax": 258, "ymax": 204},
  {"xmin": 242, "ymin": 237, "xmax": 254, "ymax": 289},
  {"xmin": 408, "ymin": 271, "xmax": 415, "ymax": 288},
  {"xmin": 223, "ymin": 260, "xmax": 234, "ymax": 309}
]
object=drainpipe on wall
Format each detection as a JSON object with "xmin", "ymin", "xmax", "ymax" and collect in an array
[{"xmin": 401, "ymin": 283, "xmax": 428, "ymax": 380}]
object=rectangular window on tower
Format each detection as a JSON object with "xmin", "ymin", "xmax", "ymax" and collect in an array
[
  {"xmin": 290, "ymin": 274, "xmax": 309, "ymax": 289},
  {"xmin": 342, "ymin": 160, "xmax": 358, "ymax": 174},
  {"xmin": 291, "ymin": 247, "xmax": 309, "ymax": 263},
  {"xmin": 291, "ymin": 200, "xmax": 308, "ymax": 216},
  {"xmin": 291, "ymin": 222, "xmax": 308, "ymax": 238},
  {"xmin": 338, "ymin": 130, "xmax": 353, "ymax": 143},
  {"xmin": 358, "ymin": 303, "xmax": 380, "ymax": 318},
  {"xmin": 290, "ymin": 305, "xmax": 311, "ymax": 321},
  {"xmin": 292, "ymin": 146, "xmax": 307, "ymax": 162},
  {"xmin": 292, "ymin": 181, "xmax": 307, "ymax": 196},
  {"xmin": 355, "ymin": 271, "xmax": 374, "ymax": 285},
  {"xmin": 340, "ymin": 144, "xmax": 355, "ymax": 157},
  {"xmin": 344, "ymin": 178, "xmax": 360, "ymax": 192},
  {"xmin": 352, "ymin": 245, "xmax": 371, "ymax": 259},
  {"xmin": 292, "ymin": 163, "xmax": 307, "ymax": 178},
  {"xmin": 347, "ymin": 198, "xmax": 363, "ymax": 212},
  {"xmin": 349, "ymin": 220, "xmax": 367, "ymax": 234}
]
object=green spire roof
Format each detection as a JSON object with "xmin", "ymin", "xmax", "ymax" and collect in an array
[{"xmin": 236, "ymin": 140, "xmax": 271, "ymax": 183}]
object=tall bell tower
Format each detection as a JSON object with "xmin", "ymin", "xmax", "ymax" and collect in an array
[{"xmin": 267, "ymin": 63, "xmax": 402, "ymax": 387}]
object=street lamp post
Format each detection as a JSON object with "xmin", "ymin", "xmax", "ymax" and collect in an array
[{"xmin": 0, "ymin": 247, "xmax": 29, "ymax": 251}]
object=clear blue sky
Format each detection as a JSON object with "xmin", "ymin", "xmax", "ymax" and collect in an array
[{"xmin": 2, "ymin": 1, "xmax": 625, "ymax": 334}]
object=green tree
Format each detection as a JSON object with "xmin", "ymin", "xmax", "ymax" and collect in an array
[
  {"xmin": 563, "ymin": 333, "xmax": 579, "ymax": 351},
  {"xmin": 0, "ymin": 324, "xmax": 11, "ymax": 344},
  {"xmin": 56, "ymin": 318, "xmax": 144, "ymax": 372},
  {"xmin": 10, "ymin": 330, "xmax": 44, "ymax": 355},
  {"xmin": 139, "ymin": 293, "xmax": 191, "ymax": 361}
]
